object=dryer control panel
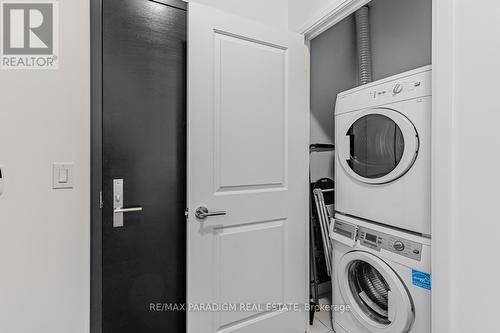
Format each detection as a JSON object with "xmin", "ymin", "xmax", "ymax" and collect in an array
[
  {"xmin": 358, "ymin": 226, "xmax": 423, "ymax": 261},
  {"xmin": 335, "ymin": 65, "xmax": 431, "ymax": 115}
]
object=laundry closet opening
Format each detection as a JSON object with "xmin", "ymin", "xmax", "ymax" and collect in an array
[{"xmin": 307, "ymin": 0, "xmax": 432, "ymax": 332}]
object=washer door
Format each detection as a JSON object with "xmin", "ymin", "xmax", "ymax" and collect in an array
[
  {"xmin": 338, "ymin": 251, "xmax": 415, "ymax": 333},
  {"xmin": 338, "ymin": 108, "xmax": 419, "ymax": 184}
]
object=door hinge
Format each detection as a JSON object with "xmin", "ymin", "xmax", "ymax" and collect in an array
[
  {"xmin": 185, "ymin": 209, "xmax": 189, "ymax": 218},
  {"xmin": 99, "ymin": 191, "xmax": 103, "ymax": 209}
]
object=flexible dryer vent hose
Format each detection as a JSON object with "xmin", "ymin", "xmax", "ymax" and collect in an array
[{"xmin": 355, "ymin": 6, "xmax": 373, "ymax": 85}]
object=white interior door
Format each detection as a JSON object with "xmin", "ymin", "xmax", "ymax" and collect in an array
[{"xmin": 187, "ymin": 3, "xmax": 308, "ymax": 333}]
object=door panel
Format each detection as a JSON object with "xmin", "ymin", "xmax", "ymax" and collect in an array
[
  {"xmin": 102, "ymin": 0, "xmax": 186, "ymax": 332},
  {"xmin": 187, "ymin": 3, "xmax": 308, "ymax": 333},
  {"xmin": 215, "ymin": 219, "xmax": 286, "ymax": 327},
  {"xmin": 214, "ymin": 32, "xmax": 287, "ymax": 192}
]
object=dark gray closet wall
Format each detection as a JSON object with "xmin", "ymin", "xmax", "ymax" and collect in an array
[
  {"xmin": 370, "ymin": 0, "xmax": 432, "ymax": 79},
  {"xmin": 310, "ymin": 0, "xmax": 431, "ymax": 149},
  {"xmin": 310, "ymin": 15, "xmax": 357, "ymax": 181}
]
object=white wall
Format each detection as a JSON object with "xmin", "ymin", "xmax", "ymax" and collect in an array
[
  {"xmin": 0, "ymin": 1, "xmax": 90, "ymax": 333},
  {"xmin": 433, "ymin": 0, "xmax": 500, "ymax": 331},
  {"xmin": 191, "ymin": 0, "xmax": 289, "ymax": 29}
]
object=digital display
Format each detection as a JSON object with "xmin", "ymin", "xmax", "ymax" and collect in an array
[{"xmin": 365, "ymin": 233, "xmax": 377, "ymax": 243}]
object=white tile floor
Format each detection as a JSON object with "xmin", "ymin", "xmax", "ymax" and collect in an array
[
  {"xmin": 310, "ymin": 317, "xmax": 333, "ymax": 333},
  {"xmin": 309, "ymin": 297, "xmax": 334, "ymax": 333}
]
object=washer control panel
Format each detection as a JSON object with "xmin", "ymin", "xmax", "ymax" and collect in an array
[{"xmin": 358, "ymin": 226, "xmax": 422, "ymax": 261}]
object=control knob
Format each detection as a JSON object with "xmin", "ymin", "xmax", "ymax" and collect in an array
[
  {"xmin": 393, "ymin": 241, "xmax": 405, "ymax": 251},
  {"xmin": 393, "ymin": 83, "xmax": 403, "ymax": 94}
]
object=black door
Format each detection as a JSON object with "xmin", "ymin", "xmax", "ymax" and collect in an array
[{"xmin": 102, "ymin": 0, "xmax": 186, "ymax": 332}]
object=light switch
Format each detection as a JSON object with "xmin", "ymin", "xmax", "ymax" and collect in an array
[
  {"xmin": 53, "ymin": 163, "xmax": 74, "ymax": 189},
  {"xmin": 58, "ymin": 168, "xmax": 68, "ymax": 183}
]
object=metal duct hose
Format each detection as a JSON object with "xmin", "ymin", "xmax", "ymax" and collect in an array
[{"xmin": 355, "ymin": 6, "xmax": 373, "ymax": 84}]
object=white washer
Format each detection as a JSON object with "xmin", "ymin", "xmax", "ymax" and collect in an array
[
  {"xmin": 330, "ymin": 214, "xmax": 431, "ymax": 333},
  {"xmin": 335, "ymin": 66, "xmax": 431, "ymax": 235}
]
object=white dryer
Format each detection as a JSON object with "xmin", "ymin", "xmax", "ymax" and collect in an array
[
  {"xmin": 330, "ymin": 214, "xmax": 431, "ymax": 333},
  {"xmin": 335, "ymin": 66, "xmax": 431, "ymax": 235}
]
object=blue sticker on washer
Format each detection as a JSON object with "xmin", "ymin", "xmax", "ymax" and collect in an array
[{"xmin": 412, "ymin": 270, "xmax": 431, "ymax": 290}]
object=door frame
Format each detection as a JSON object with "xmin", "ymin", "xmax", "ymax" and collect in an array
[
  {"xmin": 301, "ymin": 0, "xmax": 452, "ymax": 332},
  {"xmin": 90, "ymin": 0, "xmax": 102, "ymax": 332},
  {"xmin": 89, "ymin": 1, "xmax": 188, "ymax": 333}
]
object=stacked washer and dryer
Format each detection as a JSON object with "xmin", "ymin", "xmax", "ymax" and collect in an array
[{"xmin": 331, "ymin": 65, "xmax": 432, "ymax": 333}]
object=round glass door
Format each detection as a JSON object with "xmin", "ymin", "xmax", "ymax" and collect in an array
[
  {"xmin": 338, "ymin": 108, "xmax": 419, "ymax": 184},
  {"xmin": 338, "ymin": 251, "xmax": 415, "ymax": 333},
  {"xmin": 348, "ymin": 260, "xmax": 392, "ymax": 325},
  {"xmin": 348, "ymin": 114, "xmax": 404, "ymax": 179}
]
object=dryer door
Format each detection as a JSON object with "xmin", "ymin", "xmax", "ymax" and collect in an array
[
  {"xmin": 338, "ymin": 251, "xmax": 415, "ymax": 333},
  {"xmin": 338, "ymin": 108, "xmax": 419, "ymax": 184}
]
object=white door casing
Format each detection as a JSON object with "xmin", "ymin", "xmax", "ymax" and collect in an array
[{"xmin": 187, "ymin": 3, "xmax": 308, "ymax": 333}]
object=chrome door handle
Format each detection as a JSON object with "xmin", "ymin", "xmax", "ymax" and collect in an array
[
  {"xmin": 195, "ymin": 206, "xmax": 227, "ymax": 220},
  {"xmin": 113, "ymin": 179, "xmax": 143, "ymax": 228},
  {"xmin": 114, "ymin": 206, "xmax": 143, "ymax": 213}
]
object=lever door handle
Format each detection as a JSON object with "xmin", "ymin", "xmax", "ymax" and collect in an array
[
  {"xmin": 114, "ymin": 206, "xmax": 143, "ymax": 214},
  {"xmin": 113, "ymin": 179, "xmax": 143, "ymax": 228},
  {"xmin": 195, "ymin": 206, "xmax": 227, "ymax": 220}
]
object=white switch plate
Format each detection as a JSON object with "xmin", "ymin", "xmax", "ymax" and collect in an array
[{"xmin": 53, "ymin": 163, "xmax": 74, "ymax": 189}]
